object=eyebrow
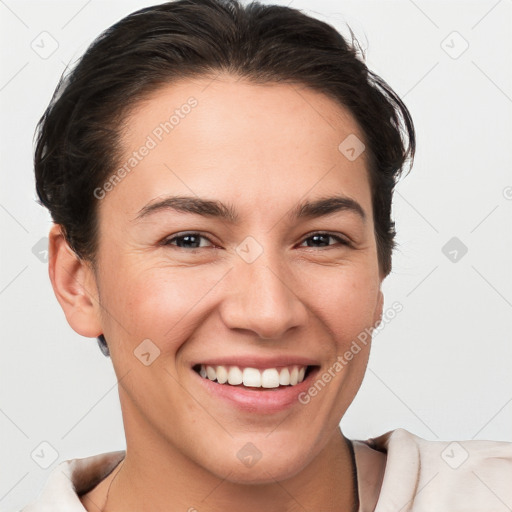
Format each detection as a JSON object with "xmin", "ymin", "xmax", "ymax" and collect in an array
[{"xmin": 133, "ymin": 194, "xmax": 366, "ymax": 223}]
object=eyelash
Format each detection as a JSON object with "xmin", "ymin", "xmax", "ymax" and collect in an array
[{"xmin": 161, "ymin": 231, "xmax": 351, "ymax": 250}]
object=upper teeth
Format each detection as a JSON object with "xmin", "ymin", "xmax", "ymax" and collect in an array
[{"xmin": 198, "ymin": 364, "xmax": 307, "ymax": 388}]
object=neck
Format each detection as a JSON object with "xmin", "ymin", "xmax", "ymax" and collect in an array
[{"xmin": 103, "ymin": 400, "xmax": 358, "ymax": 512}]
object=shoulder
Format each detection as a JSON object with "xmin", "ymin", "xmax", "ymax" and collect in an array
[
  {"xmin": 352, "ymin": 428, "xmax": 512, "ymax": 512},
  {"xmin": 19, "ymin": 450, "xmax": 125, "ymax": 512}
]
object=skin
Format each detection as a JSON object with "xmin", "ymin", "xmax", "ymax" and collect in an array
[{"xmin": 49, "ymin": 74, "xmax": 385, "ymax": 512}]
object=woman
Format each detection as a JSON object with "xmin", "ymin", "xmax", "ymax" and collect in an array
[{"xmin": 23, "ymin": 0, "xmax": 512, "ymax": 510}]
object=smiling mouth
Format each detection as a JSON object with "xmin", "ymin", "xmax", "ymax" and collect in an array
[{"xmin": 192, "ymin": 364, "xmax": 318, "ymax": 389}]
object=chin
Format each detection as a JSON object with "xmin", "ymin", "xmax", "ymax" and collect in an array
[
  {"xmin": 224, "ymin": 459, "xmax": 306, "ymax": 485},
  {"xmin": 199, "ymin": 444, "xmax": 311, "ymax": 485}
]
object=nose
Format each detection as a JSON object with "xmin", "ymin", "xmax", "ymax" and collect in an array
[{"xmin": 218, "ymin": 250, "xmax": 308, "ymax": 340}]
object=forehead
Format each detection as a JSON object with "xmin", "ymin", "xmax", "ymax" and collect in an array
[
  {"xmin": 122, "ymin": 74, "xmax": 367, "ymax": 157},
  {"xmin": 102, "ymin": 75, "xmax": 371, "ymax": 221}
]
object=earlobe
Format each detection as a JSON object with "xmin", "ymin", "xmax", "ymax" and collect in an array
[{"xmin": 48, "ymin": 224, "xmax": 103, "ymax": 338}]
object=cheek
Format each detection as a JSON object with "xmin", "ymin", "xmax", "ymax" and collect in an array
[
  {"xmin": 310, "ymin": 265, "xmax": 380, "ymax": 343},
  {"xmin": 103, "ymin": 260, "xmax": 226, "ymax": 353}
]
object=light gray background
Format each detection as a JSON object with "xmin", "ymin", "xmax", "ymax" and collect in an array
[{"xmin": 1, "ymin": 0, "xmax": 511, "ymax": 510}]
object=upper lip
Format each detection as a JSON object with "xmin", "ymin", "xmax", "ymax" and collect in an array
[{"xmin": 192, "ymin": 356, "xmax": 320, "ymax": 370}]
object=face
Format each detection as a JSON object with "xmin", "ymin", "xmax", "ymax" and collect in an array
[{"xmin": 73, "ymin": 75, "xmax": 383, "ymax": 483}]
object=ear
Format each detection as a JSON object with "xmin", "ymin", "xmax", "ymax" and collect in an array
[
  {"xmin": 48, "ymin": 224, "xmax": 103, "ymax": 338},
  {"xmin": 373, "ymin": 288, "xmax": 384, "ymax": 328}
]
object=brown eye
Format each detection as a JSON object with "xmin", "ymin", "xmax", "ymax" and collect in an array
[
  {"xmin": 162, "ymin": 232, "xmax": 213, "ymax": 249},
  {"xmin": 300, "ymin": 232, "xmax": 350, "ymax": 248}
]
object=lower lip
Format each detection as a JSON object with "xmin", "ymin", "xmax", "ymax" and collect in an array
[{"xmin": 192, "ymin": 366, "xmax": 320, "ymax": 414}]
